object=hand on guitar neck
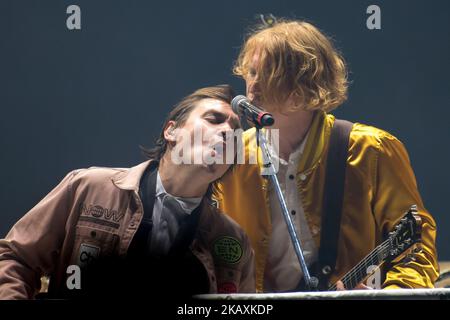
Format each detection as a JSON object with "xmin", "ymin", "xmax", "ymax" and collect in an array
[
  {"xmin": 335, "ymin": 280, "xmax": 373, "ymax": 290},
  {"xmin": 329, "ymin": 205, "xmax": 422, "ymax": 291}
]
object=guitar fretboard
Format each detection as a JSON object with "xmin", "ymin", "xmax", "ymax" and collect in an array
[{"xmin": 328, "ymin": 239, "xmax": 390, "ymax": 290}]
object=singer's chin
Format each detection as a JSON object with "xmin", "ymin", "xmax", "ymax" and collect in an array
[
  {"xmin": 202, "ymin": 162, "xmax": 229, "ymax": 181},
  {"xmin": 205, "ymin": 163, "xmax": 215, "ymax": 173}
]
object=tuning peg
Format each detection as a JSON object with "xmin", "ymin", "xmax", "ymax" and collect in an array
[
  {"xmin": 413, "ymin": 244, "xmax": 423, "ymax": 254},
  {"xmin": 390, "ymin": 249, "xmax": 398, "ymax": 256},
  {"xmin": 404, "ymin": 253, "xmax": 417, "ymax": 263}
]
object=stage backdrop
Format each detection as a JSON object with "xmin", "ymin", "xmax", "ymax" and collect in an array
[{"xmin": 1, "ymin": 0, "xmax": 449, "ymax": 259}]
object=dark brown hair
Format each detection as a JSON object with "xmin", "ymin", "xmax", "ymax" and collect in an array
[{"xmin": 141, "ymin": 84, "xmax": 236, "ymax": 160}]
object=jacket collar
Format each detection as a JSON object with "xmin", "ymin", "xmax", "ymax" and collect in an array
[
  {"xmin": 253, "ymin": 111, "xmax": 334, "ymax": 175},
  {"xmin": 112, "ymin": 159, "xmax": 218, "ymax": 220},
  {"xmin": 112, "ymin": 160, "xmax": 154, "ymax": 191},
  {"xmin": 296, "ymin": 111, "xmax": 334, "ymax": 174}
]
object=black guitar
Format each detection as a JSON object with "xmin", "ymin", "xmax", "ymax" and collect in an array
[{"xmin": 328, "ymin": 205, "xmax": 422, "ymax": 290}]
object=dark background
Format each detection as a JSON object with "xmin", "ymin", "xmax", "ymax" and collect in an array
[{"xmin": 0, "ymin": 0, "xmax": 449, "ymax": 259}]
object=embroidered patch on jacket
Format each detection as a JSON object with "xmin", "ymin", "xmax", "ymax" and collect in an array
[
  {"xmin": 79, "ymin": 203, "xmax": 124, "ymax": 229},
  {"xmin": 77, "ymin": 243, "xmax": 100, "ymax": 268},
  {"xmin": 218, "ymin": 282, "xmax": 237, "ymax": 293},
  {"xmin": 213, "ymin": 236, "xmax": 243, "ymax": 264}
]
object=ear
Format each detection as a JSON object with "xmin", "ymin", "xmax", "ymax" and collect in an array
[{"xmin": 163, "ymin": 120, "xmax": 177, "ymax": 143}]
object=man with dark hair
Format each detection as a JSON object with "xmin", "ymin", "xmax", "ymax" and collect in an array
[
  {"xmin": 0, "ymin": 85, "xmax": 255, "ymax": 299},
  {"xmin": 215, "ymin": 19, "xmax": 439, "ymax": 292}
]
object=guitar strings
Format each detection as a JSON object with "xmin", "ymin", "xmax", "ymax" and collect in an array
[
  {"xmin": 330, "ymin": 241, "xmax": 390, "ymax": 290},
  {"xmin": 339, "ymin": 243, "xmax": 389, "ymax": 289},
  {"xmin": 329, "ymin": 241, "xmax": 390, "ymax": 290},
  {"xmin": 328, "ymin": 240, "xmax": 391, "ymax": 290}
]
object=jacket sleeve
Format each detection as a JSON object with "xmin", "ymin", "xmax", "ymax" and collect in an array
[
  {"xmin": 238, "ymin": 232, "xmax": 256, "ymax": 293},
  {"xmin": 372, "ymin": 133, "xmax": 439, "ymax": 289},
  {"xmin": 0, "ymin": 171, "xmax": 78, "ymax": 299}
]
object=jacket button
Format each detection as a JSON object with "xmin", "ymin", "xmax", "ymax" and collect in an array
[
  {"xmin": 322, "ymin": 265, "xmax": 332, "ymax": 275},
  {"xmin": 90, "ymin": 231, "xmax": 96, "ymax": 238},
  {"xmin": 312, "ymin": 226, "xmax": 320, "ymax": 235}
]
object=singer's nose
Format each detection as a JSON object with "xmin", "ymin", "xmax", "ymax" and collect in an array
[
  {"xmin": 219, "ymin": 122, "xmax": 234, "ymax": 137},
  {"xmin": 219, "ymin": 128, "xmax": 237, "ymax": 157},
  {"xmin": 216, "ymin": 120, "xmax": 234, "ymax": 146}
]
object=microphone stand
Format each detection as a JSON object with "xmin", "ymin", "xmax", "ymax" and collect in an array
[{"xmin": 255, "ymin": 124, "xmax": 319, "ymax": 291}]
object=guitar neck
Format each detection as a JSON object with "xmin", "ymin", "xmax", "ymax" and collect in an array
[{"xmin": 328, "ymin": 238, "xmax": 390, "ymax": 290}]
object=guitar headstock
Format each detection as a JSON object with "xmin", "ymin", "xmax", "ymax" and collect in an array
[{"xmin": 387, "ymin": 205, "xmax": 422, "ymax": 260}]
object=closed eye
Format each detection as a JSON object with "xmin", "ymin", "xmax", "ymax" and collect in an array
[
  {"xmin": 205, "ymin": 116, "xmax": 222, "ymax": 124},
  {"xmin": 203, "ymin": 111, "xmax": 240, "ymax": 129},
  {"xmin": 204, "ymin": 112, "xmax": 227, "ymax": 124}
]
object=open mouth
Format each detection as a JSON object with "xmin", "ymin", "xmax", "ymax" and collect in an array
[{"xmin": 211, "ymin": 141, "xmax": 226, "ymax": 156}]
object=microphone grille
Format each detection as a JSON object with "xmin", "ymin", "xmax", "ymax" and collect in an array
[{"xmin": 231, "ymin": 95, "xmax": 247, "ymax": 114}]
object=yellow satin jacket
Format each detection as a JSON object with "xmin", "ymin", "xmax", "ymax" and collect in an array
[{"xmin": 214, "ymin": 111, "xmax": 439, "ymax": 292}]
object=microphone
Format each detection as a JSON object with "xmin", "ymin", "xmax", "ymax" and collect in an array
[{"xmin": 231, "ymin": 95, "xmax": 275, "ymax": 127}]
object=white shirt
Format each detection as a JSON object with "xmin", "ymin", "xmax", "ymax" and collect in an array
[
  {"xmin": 263, "ymin": 130, "xmax": 319, "ymax": 292},
  {"xmin": 149, "ymin": 171, "xmax": 202, "ymax": 256}
]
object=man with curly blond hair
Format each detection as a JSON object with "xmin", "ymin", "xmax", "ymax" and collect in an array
[{"xmin": 214, "ymin": 19, "xmax": 439, "ymax": 292}]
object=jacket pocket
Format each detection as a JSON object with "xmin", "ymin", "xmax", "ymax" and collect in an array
[
  {"xmin": 215, "ymin": 266, "xmax": 242, "ymax": 293},
  {"xmin": 70, "ymin": 225, "xmax": 120, "ymax": 269}
]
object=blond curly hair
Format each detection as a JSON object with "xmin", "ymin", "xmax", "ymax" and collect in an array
[{"xmin": 234, "ymin": 19, "xmax": 348, "ymax": 112}]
